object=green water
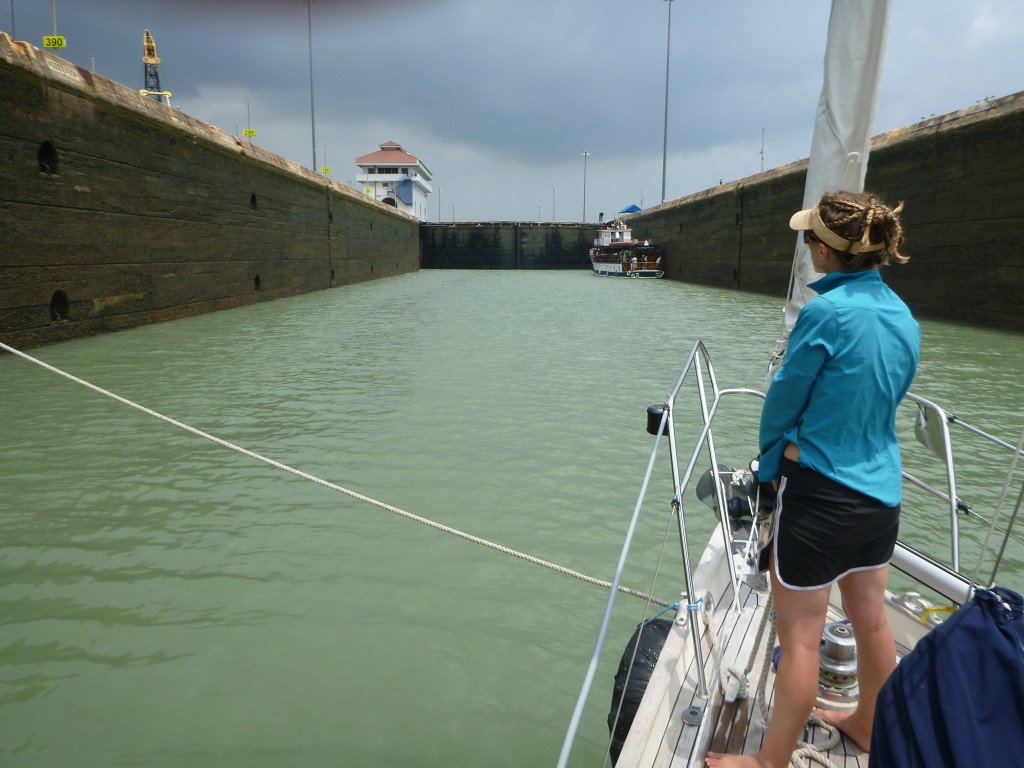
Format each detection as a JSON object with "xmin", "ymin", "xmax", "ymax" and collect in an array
[{"xmin": 1, "ymin": 271, "xmax": 1021, "ymax": 766}]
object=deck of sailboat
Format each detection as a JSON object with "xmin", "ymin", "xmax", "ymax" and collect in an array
[
  {"xmin": 616, "ymin": 525, "xmax": 915, "ymax": 767},
  {"xmin": 558, "ymin": 336, "xmax": 1021, "ymax": 768}
]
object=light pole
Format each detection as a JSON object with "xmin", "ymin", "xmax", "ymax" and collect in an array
[
  {"xmin": 552, "ymin": 187, "xmax": 557, "ymax": 222},
  {"xmin": 306, "ymin": 0, "xmax": 317, "ymax": 172},
  {"xmin": 661, "ymin": 0, "xmax": 674, "ymax": 203},
  {"xmin": 451, "ymin": 203, "xmax": 455, "ymax": 223},
  {"xmin": 580, "ymin": 151, "xmax": 590, "ymax": 223},
  {"xmin": 438, "ymin": 188, "xmax": 442, "ymax": 222},
  {"xmin": 537, "ymin": 205, "xmax": 542, "ymax": 223},
  {"xmin": 11, "ymin": 0, "xmax": 15, "ymax": 39}
]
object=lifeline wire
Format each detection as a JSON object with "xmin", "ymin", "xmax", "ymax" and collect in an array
[
  {"xmin": 556, "ymin": 413, "xmax": 668, "ymax": 768},
  {"xmin": 0, "ymin": 340, "xmax": 668, "ymax": 608},
  {"xmin": 969, "ymin": 425, "xmax": 1024, "ymax": 590}
]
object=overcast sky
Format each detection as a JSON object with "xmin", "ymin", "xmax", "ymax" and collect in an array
[{"xmin": 6, "ymin": 1, "xmax": 1022, "ymax": 222}]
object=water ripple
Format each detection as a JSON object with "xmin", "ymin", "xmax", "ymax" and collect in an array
[{"xmin": 0, "ymin": 271, "xmax": 1020, "ymax": 766}]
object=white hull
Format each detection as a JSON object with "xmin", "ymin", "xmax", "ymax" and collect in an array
[{"xmin": 591, "ymin": 262, "xmax": 664, "ymax": 279}]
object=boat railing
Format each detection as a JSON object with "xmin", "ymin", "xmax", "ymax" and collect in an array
[
  {"xmin": 665, "ymin": 351, "xmax": 1024, "ymax": 609},
  {"xmin": 655, "ymin": 341, "xmax": 1024, "ymax": 606},
  {"xmin": 644, "ymin": 341, "xmax": 773, "ymax": 705},
  {"xmin": 894, "ymin": 393, "xmax": 1024, "ymax": 602},
  {"xmin": 557, "ymin": 341, "xmax": 1023, "ymax": 767},
  {"xmin": 658, "ymin": 341, "xmax": 758, "ymax": 615},
  {"xmin": 555, "ymin": 340, "xmax": 724, "ymax": 767}
]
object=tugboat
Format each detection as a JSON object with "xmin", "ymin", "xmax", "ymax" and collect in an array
[{"xmin": 589, "ymin": 221, "xmax": 664, "ymax": 278}]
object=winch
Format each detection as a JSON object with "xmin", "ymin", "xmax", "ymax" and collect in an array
[{"xmin": 819, "ymin": 622, "xmax": 859, "ymax": 694}]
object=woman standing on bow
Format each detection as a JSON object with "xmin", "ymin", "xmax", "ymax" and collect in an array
[{"xmin": 708, "ymin": 191, "xmax": 920, "ymax": 768}]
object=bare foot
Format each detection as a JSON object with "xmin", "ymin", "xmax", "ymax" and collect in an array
[
  {"xmin": 813, "ymin": 708, "xmax": 871, "ymax": 752},
  {"xmin": 705, "ymin": 752, "xmax": 764, "ymax": 767}
]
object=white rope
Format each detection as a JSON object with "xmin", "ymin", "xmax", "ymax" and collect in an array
[
  {"xmin": 0, "ymin": 340, "xmax": 668, "ymax": 607},
  {"xmin": 699, "ymin": 600, "xmax": 747, "ymax": 699},
  {"xmin": 752, "ymin": 597, "xmax": 777, "ymax": 730},
  {"xmin": 792, "ymin": 741, "xmax": 840, "ymax": 768},
  {"xmin": 791, "ymin": 712, "xmax": 841, "ymax": 768},
  {"xmin": 743, "ymin": 595, "xmax": 841, "ymax": 768},
  {"xmin": 651, "ymin": 554, "xmax": 844, "ymax": 768}
]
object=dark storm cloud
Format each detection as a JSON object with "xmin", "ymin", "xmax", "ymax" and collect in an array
[
  {"xmin": 7, "ymin": 0, "xmax": 1023, "ymax": 220},
  {"xmin": 129, "ymin": 0, "xmax": 426, "ymax": 16}
]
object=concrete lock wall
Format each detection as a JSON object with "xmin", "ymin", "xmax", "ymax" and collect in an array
[
  {"xmin": 419, "ymin": 222, "xmax": 596, "ymax": 270},
  {"xmin": 0, "ymin": 33, "xmax": 419, "ymax": 351},
  {"xmin": 2, "ymin": 30, "xmax": 1022, "ymax": 349},
  {"xmin": 623, "ymin": 92, "xmax": 1024, "ymax": 332},
  {"xmin": 418, "ymin": 92, "xmax": 1022, "ymax": 331}
]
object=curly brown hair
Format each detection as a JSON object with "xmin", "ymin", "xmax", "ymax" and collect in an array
[{"xmin": 816, "ymin": 191, "xmax": 908, "ymax": 270}]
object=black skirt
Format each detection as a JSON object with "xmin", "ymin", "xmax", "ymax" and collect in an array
[{"xmin": 758, "ymin": 457, "xmax": 900, "ymax": 589}]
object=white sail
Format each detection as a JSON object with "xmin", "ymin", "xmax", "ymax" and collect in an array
[{"xmin": 768, "ymin": 0, "xmax": 892, "ymax": 377}]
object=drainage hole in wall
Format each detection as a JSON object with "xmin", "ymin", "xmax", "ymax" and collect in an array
[
  {"xmin": 50, "ymin": 289, "xmax": 70, "ymax": 322},
  {"xmin": 39, "ymin": 142, "xmax": 59, "ymax": 174}
]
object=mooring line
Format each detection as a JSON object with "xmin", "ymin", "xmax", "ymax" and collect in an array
[{"xmin": 1, "ymin": 341, "xmax": 669, "ymax": 607}]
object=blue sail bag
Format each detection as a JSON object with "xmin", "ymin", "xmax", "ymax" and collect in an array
[{"xmin": 870, "ymin": 587, "xmax": 1024, "ymax": 767}]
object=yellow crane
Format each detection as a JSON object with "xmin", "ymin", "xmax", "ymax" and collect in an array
[{"xmin": 139, "ymin": 29, "xmax": 172, "ymax": 105}]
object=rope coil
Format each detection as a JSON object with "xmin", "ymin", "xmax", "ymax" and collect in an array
[{"xmin": 703, "ymin": 591, "xmax": 842, "ymax": 768}]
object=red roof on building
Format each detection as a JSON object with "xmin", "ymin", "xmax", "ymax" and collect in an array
[{"xmin": 354, "ymin": 140, "xmax": 420, "ymax": 165}]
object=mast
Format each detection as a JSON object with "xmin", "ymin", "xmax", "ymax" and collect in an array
[{"xmin": 768, "ymin": 0, "xmax": 892, "ymax": 375}]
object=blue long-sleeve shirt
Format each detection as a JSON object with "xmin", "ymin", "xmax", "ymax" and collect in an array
[{"xmin": 759, "ymin": 269, "xmax": 921, "ymax": 506}]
